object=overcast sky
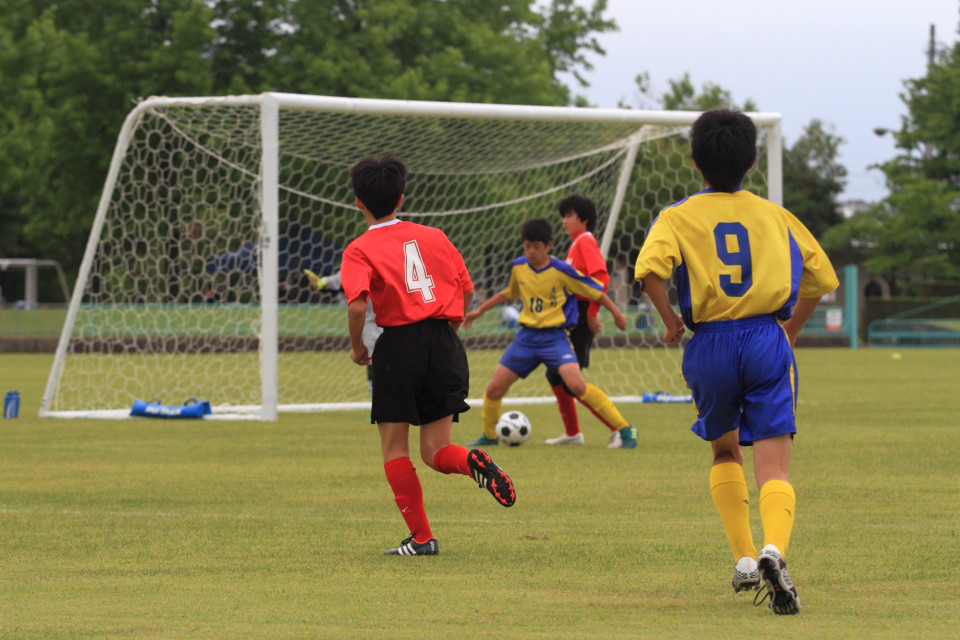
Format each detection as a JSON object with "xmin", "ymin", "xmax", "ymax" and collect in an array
[{"xmin": 568, "ymin": 0, "xmax": 960, "ymax": 203}]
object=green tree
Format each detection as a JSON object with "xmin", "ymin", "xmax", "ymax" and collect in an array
[
  {"xmin": 782, "ymin": 119, "xmax": 846, "ymax": 239},
  {"xmin": 0, "ymin": 0, "xmax": 214, "ymax": 290},
  {"xmin": 622, "ymin": 72, "xmax": 846, "ymax": 239},
  {"xmin": 823, "ymin": 23, "xmax": 960, "ymax": 294},
  {"xmin": 823, "ymin": 179, "xmax": 960, "ymax": 295},
  {"xmin": 660, "ymin": 72, "xmax": 758, "ymax": 113},
  {"xmin": 622, "ymin": 71, "xmax": 758, "ymax": 112},
  {"xmin": 268, "ymin": 0, "xmax": 615, "ymax": 105},
  {"xmin": 207, "ymin": 0, "xmax": 291, "ymax": 94},
  {"xmin": 0, "ymin": 0, "xmax": 616, "ymax": 292}
]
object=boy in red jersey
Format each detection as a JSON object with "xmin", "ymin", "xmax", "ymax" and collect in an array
[
  {"xmin": 544, "ymin": 194, "xmax": 637, "ymax": 449},
  {"xmin": 339, "ymin": 156, "xmax": 515, "ymax": 556},
  {"xmin": 635, "ymin": 109, "xmax": 838, "ymax": 614}
]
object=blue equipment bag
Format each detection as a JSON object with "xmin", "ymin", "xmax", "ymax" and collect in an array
[
  {"xmin": 641, "ymin": 391, "xmax": 693, "ymax": 404},
  {"xmin": 130, "ymin": 398, "xmax": 212, "ymax": 419}
]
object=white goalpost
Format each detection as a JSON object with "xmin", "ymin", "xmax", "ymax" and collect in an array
[{"xmin": 40, "ymin": 93, "xmax": 782, "ymax": 420}]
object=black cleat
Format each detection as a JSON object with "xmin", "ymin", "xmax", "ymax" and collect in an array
[
  {"xmin": 384, "ymin": 536, "xmax": 439, "ymax": 556},
  {"xmin": 755, "ymin": 548, "xmax": 801, "ymax": 615},
  {"xmin": 467, "ymin": 449, "xmax": 516, "ymax": 507}
]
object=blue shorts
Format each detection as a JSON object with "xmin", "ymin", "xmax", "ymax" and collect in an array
[
  {"xmin": 681, "ymin": 315, "xmax": 797, "ymax": 445},
  {"xmin": 500, "ymin": 327, "xmax": 578, "ymax": 378}
]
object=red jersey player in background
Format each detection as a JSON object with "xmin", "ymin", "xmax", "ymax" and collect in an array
[
  {"xmin": 339, "ymin": 156, "xmax": 515, "ymax": 557},
  {"xmin": 545, "ymin": 195, "xmax": 637, "ymax": 449}
]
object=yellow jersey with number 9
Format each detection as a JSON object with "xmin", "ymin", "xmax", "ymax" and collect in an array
[{"xmin": 634, "ymin": 189, "xmax": 838, "ymax": 330}]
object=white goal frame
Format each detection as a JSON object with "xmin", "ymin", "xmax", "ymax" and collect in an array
[{"xmin": 40, "ymin": 93, "xmax": 782, "ymax": 420}]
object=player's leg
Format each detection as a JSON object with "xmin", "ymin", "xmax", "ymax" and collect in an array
[
  {"xmin": 683, "ymin": 324, "xmax": 759, "ymax": 591},
  {"xmin": 544, "ymin": 366, "xmax": 582, "ymax": 443},
  {"xmin": 479, "ymin": 364, "xmax": 519, "ymax": 439},
  {"xmin": 420, "ymin": 415, "xmax": 469, "ymax": 476},
  {"xmin": 738, "ymin": 319, "xmax": 800, "ymax": 613},
  {"xmin": 420, "ymin": 415, "xmax": 458, "ymax": 467},
  {"xmin": 710, "ymin": 430, "xmax": 760, "ymax": 592},
  {"xmin": 419, "ymin": 411, "xmax": 516, "ymax": 507},
  {"xmin": 380, "ymin": 421, "xmax": 437, "ymax": 555},
  {"xmin": 374, "ymin": 322, "xmax": 439, "ymax": 555},
  {"xmin": 566, "ymin": 317, "xmax": 619, "ymax": 434},
  {"xmin": 470, "ymin": 336, "xmax": 531, "ymax": 446},
  {"xmin": 753, "ymin": 434, "xmax": 800, "ymax": 613},
  {"xmin": 754, "ymin": 433, "xmax": 794, "ymax": 554},
  {"xmin": 559, "ymin": 363, "xmax": 636, "ymax": 448}
]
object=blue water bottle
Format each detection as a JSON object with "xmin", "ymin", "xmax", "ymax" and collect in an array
[{"xmin": 3, "ymin": 391, "xmax": 19, "ymax": 418}]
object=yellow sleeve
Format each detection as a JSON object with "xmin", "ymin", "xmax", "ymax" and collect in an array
[
  {"xmin": 786, "ymin": 212, "xmax": 839, "ymax": 298},
  {"xmin": 498, "ymin": 264, "xmax": 520, "ymax": 300},
  {"xmin": 634, "ymin": 214, "xmax": 681, "ymax": 283},
  {"xmin": 560, "ymin": 269, "xmax": 604, "ymax": 301}
]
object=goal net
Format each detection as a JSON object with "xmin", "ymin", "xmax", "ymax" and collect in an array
[{"xmin": 40, "ymin": 93, "xmax": 782, "ymax": 420}]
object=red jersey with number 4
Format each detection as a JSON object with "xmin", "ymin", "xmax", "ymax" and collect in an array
[{"xmin": 340, "ymin": 219, "xmax": 474, "ymax": 327}]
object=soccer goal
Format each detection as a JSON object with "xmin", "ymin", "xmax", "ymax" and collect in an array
[{"xmin": 40, "ymin": 93, "xmax": 782, "ymax": 420}]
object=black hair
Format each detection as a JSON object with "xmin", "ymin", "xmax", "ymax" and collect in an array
[
  {"xmin": 690, "ymin": 108, "xmax": 757, "ymax": 192},
  {"xmin": 557, "ymin": 194, "xmax": 597, "ymax": 232},
  {"xmin": 521, "ymin": 217, "xmax": 552, "ymax": 244},
  {"xmin": 349, "ymin": 155, "xmax": 407, "ymax": 219}
]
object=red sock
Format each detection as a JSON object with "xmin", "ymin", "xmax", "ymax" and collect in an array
[
  {"xmin": 552, "ymin": 385, "xmax": 580, "ymax": 436},
  {"xmin": 433, "ymin": 444, "xmax": 470, "ymax": 475},
  {"xmin": 577, "ymin": 396, "xmax": 617, "ymax": 431},
  {"xmin": 384, "ymin": 457, "xmax": 432, "ymax": 543}
]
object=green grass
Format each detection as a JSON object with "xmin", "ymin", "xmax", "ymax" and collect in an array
[
  {"xmin": 0, "ymin": 308, "xmax": 67, "ymax": 336},
  {"xmin": 1, "ymin": 350, "xmax": 959, "ymax": 639},
  {"xmin": 0, "ymin": 304, "xmax": 653, "ymax": 338}
]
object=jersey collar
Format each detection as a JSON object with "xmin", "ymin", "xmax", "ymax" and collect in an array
[
  {"xmin": 697, "ymin": 186, "xmax": 744, "ymax": 195},
  {"xmin": 369, "ymin": 218, "xmax": 402, "ymax": 230}
]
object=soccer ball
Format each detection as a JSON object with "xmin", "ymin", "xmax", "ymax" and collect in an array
[{"xmin": 497, "ymin": 411, "xmax": 532, "ymax": 446}]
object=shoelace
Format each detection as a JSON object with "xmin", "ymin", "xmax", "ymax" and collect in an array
[{"xmin": 753, "ymin": 584, "xmax": 773, "ymax": 608}]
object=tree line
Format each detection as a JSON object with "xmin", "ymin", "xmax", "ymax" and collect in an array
[{"xmin": 1, "ymin": 0, "xmax": 955, "ymax": 302}]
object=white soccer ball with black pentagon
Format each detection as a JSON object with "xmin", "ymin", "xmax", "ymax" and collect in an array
[{"xmin": 497, "ymin": 411, "xmax": 531, "ymax": 446}]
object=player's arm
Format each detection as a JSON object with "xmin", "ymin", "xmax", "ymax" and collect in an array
[
  {"xmin": 581, "ymin": 242, "xmax": 611, "ymax": 321},
  {"xmin": 348, "ymin": 297, "xmax": 371, "ymax": 365},
  {"xmin": 305, "ymin": 269, "xmax": 341, "ymax": 291},
  {"xmin": 583, "ymin": 267, "xmax": 610, "ymax": 333},
  {"xmin": 463, "ymin": 292, "xmax": 508, "ymax": 330},
  {"xmin": 781, "ymin": 296, "xmax": 821, "ymax": 347},
  {"xmin": 450, "ymin": 287, "xmax": 475, "ymax": 333},
  {"xmin": 595, "ymin": 292, "xmax": 627, "ymax": 331},
  {"xmin": 640, "ymin": 274, "xmax": 685, "ymax": 345}
]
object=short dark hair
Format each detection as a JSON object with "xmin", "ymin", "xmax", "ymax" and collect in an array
[
  {"xmin": 690, "ymin": 109, "xmax": 756, "ymax": 192},
  {"xmin": 558, "ymin": 194, "xmax": 597, "ymax": 232},
  {"xmin": 349, "ymin": 156, "xmax": 407, "ymax": 219},
  {"xmin": 521, "ymin": 217, "xmax": 552, "ymax": 244}
]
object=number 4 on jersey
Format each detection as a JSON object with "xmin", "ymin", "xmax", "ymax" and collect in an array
[{"xmin": 404, "ymin": 240, "xmax": 436, "ymax": 303}]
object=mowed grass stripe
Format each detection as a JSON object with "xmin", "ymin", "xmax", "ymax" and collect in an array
[{"xmin": 0, "ymin": 349, "xmax": 958, "ymax": 639}]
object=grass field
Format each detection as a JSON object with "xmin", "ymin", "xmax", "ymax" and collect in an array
[{"xmin": 1, "ymin": 349, "xmax": 959, "ymax": 639}]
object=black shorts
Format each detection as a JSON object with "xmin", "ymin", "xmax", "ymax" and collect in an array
[
  {"xmin": 568, "ymin": 300, "xmax": 594, "ymax": 368},
  {"xmin": 545, "ymin": 300, "xmax": 594, "ymax": 386},
  {"xmin": 370, "ymin": 318, "xmax": 470, "ymax": 426}
]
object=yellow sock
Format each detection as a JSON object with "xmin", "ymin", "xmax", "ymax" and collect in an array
[
  {"xmin": 480, "ymin": 392, "xmax": 501, "ymax": 440},
  {"xmin": 760, "ymin": 479, "xmax": 796, "ymax": 556},
  {"xmin": 577, "ymin": 383, "xmax": 628, "ymax": 429},
  {"xmin": 710, "ymin": 462, "xmax": 758, "ymax": 562}
]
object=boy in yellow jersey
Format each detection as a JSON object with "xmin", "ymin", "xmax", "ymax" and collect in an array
[
  {"xmin": 464, "ymin": 218, "xmax": 632, "ymax": 448},
  {"xmin": 635, "ymin": 109, "xmax": 838, "ymax": 615}
]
